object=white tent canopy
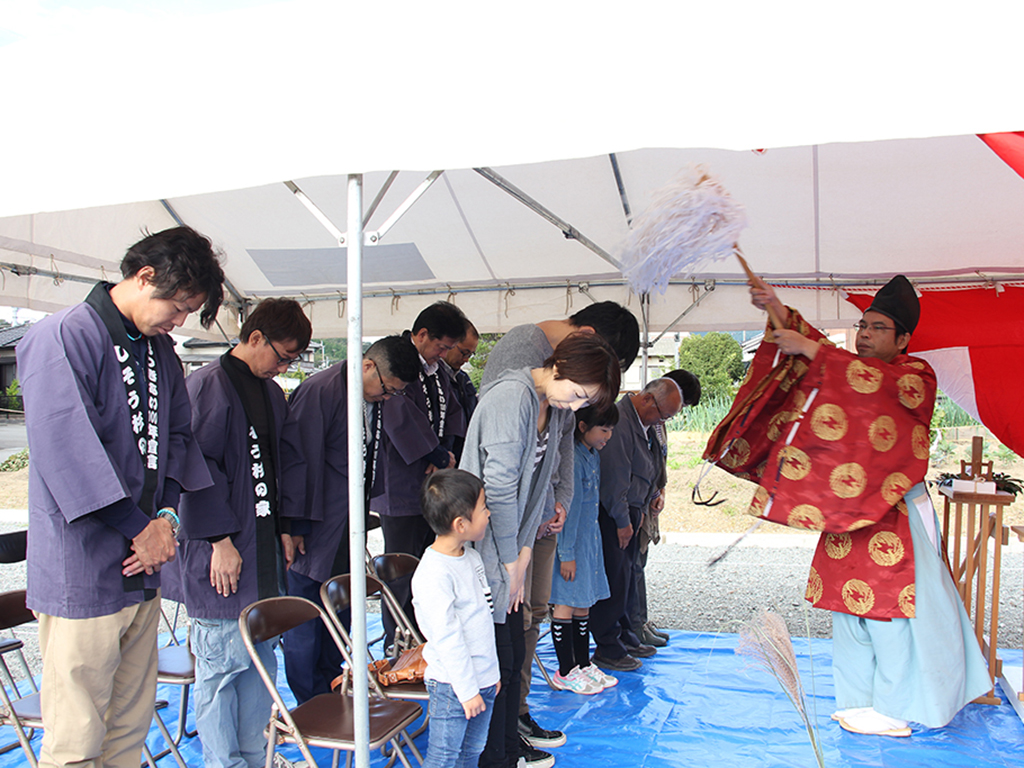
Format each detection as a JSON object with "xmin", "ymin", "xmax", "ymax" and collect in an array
[
  {"xmin": 4, "ymin": 3, "xmax": 1024, "ymax": 765},
  {"xmin": 2, "ymin": 134, "xmax": 1024, "ymax": 339}
]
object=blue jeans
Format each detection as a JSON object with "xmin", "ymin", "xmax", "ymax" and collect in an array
[
  {"xmin": 192, "ymin": 617, "xmax": 276, "ymax": 768},
  {"xmin": 423, "ymin": 680, "xmax": 497, "ymax": 768}
]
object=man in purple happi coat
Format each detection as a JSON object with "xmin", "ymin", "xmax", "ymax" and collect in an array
[
  {"xmin": 18, "ymin": 226, "xmax": 224, "ymax": 768},
  {"xmin": 175, "ymin": 298, "xmax": 311, "ymax": 768},
  {"xmin": 370, "ymin": 301, "xmax": 468, "ymax": 646},
  {"xmin": 279, "ymin": 335, "xmax": 421, "ymax": 703}
]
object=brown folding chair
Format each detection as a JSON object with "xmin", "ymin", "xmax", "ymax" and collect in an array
[
  {"xmin": 0, "ymin": 589, "xmax": 42, "ymax": 767},
  {"xmin": 0, "ymin": 589, "xmax": 185, "ymax": 768},
  {"xmin": 239, "ymin": 596, "xmax": 423, "ymax": 768},
  {"xmin": 371, "ymin": 554, "xmax": 425, "ymax": 656},
  {"xmin": 321, "ymin": 575, "xmax": 429, "ymax": 740},
  {"xmin": 151, "ymin": 603, "xmax": 196, "ymax": 756}
]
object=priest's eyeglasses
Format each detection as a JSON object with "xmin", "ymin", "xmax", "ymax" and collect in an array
[
  {"xmin": 375, "ymin": 364, "xmax": 406, "ymax": 396},
  {"xmin": 263, "ymin": 334, "xmax": 302, "ymax": 368},
  {"xmin": 853, "ymin": 322, "xmax": 897, "ymax": 334}
]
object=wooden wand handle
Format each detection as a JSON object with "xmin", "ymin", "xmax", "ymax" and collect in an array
[{"xmin": 735, "ymin": 251, "xmax": 783, "ymax": 331}]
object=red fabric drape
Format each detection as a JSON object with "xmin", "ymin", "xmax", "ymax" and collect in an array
[
  {"xmin": 979, "ymin": 132, "xmax": 1024, "ymax": 180},
  {"xmin": 846, "ymin": 288, "xmax": 1024, "ymax": 457}
]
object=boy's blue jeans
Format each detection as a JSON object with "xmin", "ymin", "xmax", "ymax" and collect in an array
[{"xmin": 422, "ymin": 680, "xmax": 498, "ymax": 768}]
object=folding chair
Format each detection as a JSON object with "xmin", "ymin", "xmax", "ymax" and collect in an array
[
  {"xmin": 239, "ymin": 596, "xmax": 423, "ymax": 768},
  {"xmin": 0, "ymin": 589, "xmax": 185, "ymax": 768},
  {"xmin": 0, "ymin": 589, "xmax": 42, "ymax": 767},
  {"xmin": 156, "ymin": 604, "xmax": 196, "ymax": 746},
  {"xmin": 371, "ymin": 554, "xmax": 425, "ymax": 656},
  {"xmin": 0, "ymin": 531, "xmax": 38, "ymax": 755},
  {"xmin": 321, "ymin": 575, "xmax": 429, "ymax": 739}
]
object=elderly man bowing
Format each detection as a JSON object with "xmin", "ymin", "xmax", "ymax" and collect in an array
[{"xmin": 590, "ymin": 378, "xmax": 682, "ymax": 672}]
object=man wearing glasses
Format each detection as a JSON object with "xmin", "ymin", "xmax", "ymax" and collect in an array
[
  {"xmin": 590, "ymin": 378, "xmax": 683, "ymax": 672},
  {"xmin": 440, "ymin": 319, "xmax": 480, "ymax": 463},
  {"xmin": 726, "ymin": 274, "xmax": 990, "ymax": 737},
  {"xmin": 173, "ymin": 298, "xmax": 312, "ymax": 768},
  {"xmin": 371, "ymin": 301, "xmax": 470, "ymax": 648},
  {"xmin": 278, "ymin": 335, "xmax": 422, "ymax": 703}
]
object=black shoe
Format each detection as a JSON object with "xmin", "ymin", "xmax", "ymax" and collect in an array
[
  {"xmin": 624, "ymin": 642, "xmax": 656, "ymax": 658},
  {"xmin": 591, "ymin": 652, "xmax": 642, "ymax": 671},
  {"xmin": 645, "ymin": 620, "xmax": 670, "ymax": 642},
  {"xmin": 517, "ymin": 736, "xmax": 556, "ymax": 768},
  {"xmin": 639, "ymin": 624, "xmax": 667, "ymax": 647},
  {"xmin": 517, "ymin": 714, "xmax": 566, "ymax": 748}
]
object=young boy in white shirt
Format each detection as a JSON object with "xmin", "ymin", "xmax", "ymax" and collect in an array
[{"xmin": 412, "ymin": 469, "xmax": 501, "ymax": 768}]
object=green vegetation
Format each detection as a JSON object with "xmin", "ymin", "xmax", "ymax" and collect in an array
[
  {"xmin": 676, "ymin": 332, "xmax": 745, "ymax": 402},
  {"xmin": 0, "ymin": 448, "xmax": 28, "ymax": 472}
]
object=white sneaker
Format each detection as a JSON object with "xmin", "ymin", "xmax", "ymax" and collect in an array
[
  {"xmin": 552, "ymin": 666, "xmax": 602, "ymax": 694},
  {"xmin": 580, "ymin": 663, "xmax": 617, "ymax": 689}
]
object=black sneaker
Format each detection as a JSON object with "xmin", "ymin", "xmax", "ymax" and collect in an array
[
  {"xmin": 517, "ymin": 713, "xmax": 566, "ymax": 748},
  {"xmin": 517, "ymin": 736, "xmax": 555, "ymax": 768},
  {"xmin": 623, "ymin": 642, "xmax": 656, "ymax": 658}
]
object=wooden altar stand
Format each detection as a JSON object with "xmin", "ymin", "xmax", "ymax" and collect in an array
[
  {"xmin": 938, "ymin": 436, "xmax": 1014, "ymax": 706},
  {"xmin": 998, "ymin": 524, "xmax": 1024, "ymax": 721}
]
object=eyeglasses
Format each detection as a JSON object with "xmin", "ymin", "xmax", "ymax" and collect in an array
[
  {"xmin": 454, "ymin": 345, "xmax": 476, "ymax": 361},
  {"xmin": 375, "ymin": 364, "xmax": 406, "ymax": 397},
  {"xmin": 853, "ymin": 322, "xmax": 897, "ymax": 334},
  {"xmin": 650, "ymin": 395, "xmax": 673, "ymax": 423},
  {"xmin": 262, "ymin": 333, "xmax": 302, "ymax": 368}
]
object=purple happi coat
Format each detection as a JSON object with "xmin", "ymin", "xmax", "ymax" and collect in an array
[
  {"xmin": 19, "ymin": 302, "xmax": 211, "ymax": 619},
  {"xmin": 173, "ymin": 359, "xmax": 288, "ymax": 620},
  {"xmin": 370, "ymin": 364, "xmax": 465, "ymax": 517},
  {"xmin": 279, "ymin": 362, "xmax": 359, "ymax": 583}
]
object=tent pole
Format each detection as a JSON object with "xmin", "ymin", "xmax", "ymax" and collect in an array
[
  {"xmin": 346, "ymin": 173, "xmax": 371, "ymax": 768},
  {"xmin": 641, "ymin": 293, "xmax": 650, "ymax": 386}
]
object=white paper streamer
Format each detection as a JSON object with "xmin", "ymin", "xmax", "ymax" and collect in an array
[{"xmin": 618, "ymin": 166, "xmax": 748, "ymax": 295}]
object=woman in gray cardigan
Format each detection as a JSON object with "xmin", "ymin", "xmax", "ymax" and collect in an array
[{"xmin": 460, "ymin": 334, "xmax": 619, "ymax": 768}]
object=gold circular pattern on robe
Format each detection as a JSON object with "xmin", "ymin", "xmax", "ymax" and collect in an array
[
  {"xmin": 868, "ymin": 415, "xmax": 898, "ymax": 452},
  {"xmin": 898, "ymin": 584, "xmax": 916, "ymax": 618},
  {"xmin": 911, "ymin": 425, "xmax": 930, "ymax": 460},
  {"xmin": 842, "ymin": 579, "xmax": 876, "ymax": 615},
  {"xmin": 895, "ymin": 499, "xmax": 909, "ymax": 516},
  {"xmin": 905, "ymin": 360, "xmax": 926, "ymax": 370},
  {"xmin": 778, "ymin": 446, "xmax": 812, "ymax": 481},
  {"xmin": 805, "ymin": 567, "xmax": 823, "ymax": 605},
  {"xmin": 897, "ymin": 374, "xmax": 927, "ymax": 410},
  {"xmin": 767, "ymin": 410, "xmax": 797, "ymax": 441},
  {"xmin": 829, "ymin": 462, "xmax": 867, "ymax": 499},
  {"xmin": 846, "ymin": 359, "xmax": 884, "ymax": 394},
  {"xmin": 787, "ymin": 504, "xmax": 825, "ymax": 530},
  {"xmin": 750, "ymin": 486, "xmax": 771, "ymax": 515},
  {"xmin": 811, "ymin": 404, "xmax": 848, "ymax": 441},
  {"xmin": 868, "ymin": 531, "xmax": 905, "ymax": 567},
  {"xmin": 846, "ymin": 518, "xmax": 875, "ymax": 532},
  {"xmin": 721, "ymin": 437, "xmax": 751, "ymax": 469},
  {"xmin": 881, "ymin": 472, "xmax": 912, "ymax": 506},
  {"xmin": 824, "ymin": 533, "xmax": 852, "ymax": 559}
]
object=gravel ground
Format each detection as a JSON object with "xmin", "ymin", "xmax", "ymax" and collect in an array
[{"xmin": 2, "ymin": 522, "xmax": 1020, "ymax": 687}]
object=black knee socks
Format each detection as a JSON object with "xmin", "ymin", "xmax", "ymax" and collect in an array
[
  {"xmin": 572, "ymin": 615, "xmax": 590, "ymax": 668},
  {"xmin": 552, "ymin": 619, "xmax": 574, "ymax": 676}
]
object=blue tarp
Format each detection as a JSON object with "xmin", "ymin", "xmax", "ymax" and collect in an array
[{"xmin": 3, "ymin": 619, "xmax": 1022, "ymax": 767}]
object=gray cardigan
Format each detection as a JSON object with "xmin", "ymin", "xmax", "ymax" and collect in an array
[{"xmin": 460, "ymin": 367, "xmax": 571, "ymax": 623}]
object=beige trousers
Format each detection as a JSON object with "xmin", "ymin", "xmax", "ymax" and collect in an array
[
  {"xmin": 37, "ymin": 596, "xmax": 161, "ymax": 768},
  {"xmin": 519, "ymin": 534, "xmax": 557, "ymax": 715}
]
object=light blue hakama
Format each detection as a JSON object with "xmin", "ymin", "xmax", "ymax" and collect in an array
[{"xmin": 831, "ymin": 483, "xmax": 992, "ymax": 728}]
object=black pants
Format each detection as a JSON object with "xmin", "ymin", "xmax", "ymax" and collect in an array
[
  {"xmin": 479, "ymin": 606, "xmax": 525, "ymax": 768},
  {"xmin": 590, "ymin": 506, "xmax": 642, "ymax": 659},
  {"xmin": 379, "ymin": 514, "xmax": 434, "ymax": 649}
]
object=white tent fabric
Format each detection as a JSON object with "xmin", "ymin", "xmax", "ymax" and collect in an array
[{"xmin": 2, "ymin": 135, "xmax": 1024, "ymax": 338}]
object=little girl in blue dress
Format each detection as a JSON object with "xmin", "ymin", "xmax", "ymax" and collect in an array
[{"xmin": 549, "ymin": 404, "xmax": 620, "ymax": 694}]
